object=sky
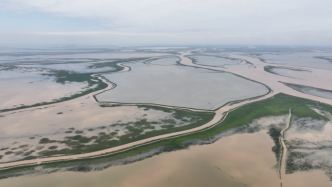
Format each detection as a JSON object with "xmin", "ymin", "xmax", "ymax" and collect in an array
[{"xmin": 0, "ymin": 0, "xmax": 331, "ymax": 46}]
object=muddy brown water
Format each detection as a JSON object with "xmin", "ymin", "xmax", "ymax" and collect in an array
[
  {"xmin": 1, "ymin": 51, "xmax": 332, "ymax": 186},
  {"xmin": 0, "ymin": 130, "xmax": 331, "ymax": 187}
]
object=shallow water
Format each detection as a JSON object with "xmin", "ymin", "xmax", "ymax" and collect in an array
[
  {"xmin": 189, "ymin": 55, "xmax": 242, "ymax": 66},
  {"xmin": 149, "ymin": 57, "xmax": 179, "ymax": 65},
  {"xmin": 17, "ymin": 62, "xmax": 116, "ymax": 74},
  {"xmin": 0, "ymin": 68, "xmax": 91, "ymax": 110},
  {"xmin": 2, "ymin": 48, "xmax": 332, "ymax": 186},
  {"xmin": 139, "ymin": 47, "xmax": 187, "ymax": 49},
  {"xmin": 39, "ymin": 52, "xmax": 170, "ymax": 59},
  {"xmin": 0, "ymin": 101, "xmax": 196, "ymax": 163},
  {"xmin": 260, "ymin": 52, "xmax": 332, "ymax": 70},
  {"xmin": 284, "ymin": 107, "xmax": 332, "ymax": 180},
  {"xmin": 96, "ymin": 58, "xmax": 268, "ymax": 109},
  {"xmin": 0, "ymin": 51, "xmax": 170, "ymax": 62},
  {"xmin": 266, "ymin": 66, "xmax": 311, "ymax": 80},
  {"xmin": 1, "ymin": 126, "xmax": 331, "ymax": 187},
  {"xmin": 284, "ymin": 83, "xmax": 332, "ymax": 100}
]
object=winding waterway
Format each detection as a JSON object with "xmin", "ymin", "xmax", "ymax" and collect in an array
[
  {"xmin": 1, "ymin": 51, "xmax": 332, "ymax": 168},
  {"xmin": 1, "ymin": 50, "xmax": 332, "ymax": 186}
]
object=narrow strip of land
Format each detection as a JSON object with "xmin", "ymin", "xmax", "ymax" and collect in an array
[
  {"xmin": 278, "ymin": 106, "xmax": 296, "ymax": 186},
  {"xmin": 0, "ymin": 57, "xmax": 275, "ymax": 169},
  {"xmin": 1, "ymin": 51, "xmax": 332, "ymax": 170},
  {"xmin": 179, "ymin": 52, "xmax": 332, "ymax": 105}
]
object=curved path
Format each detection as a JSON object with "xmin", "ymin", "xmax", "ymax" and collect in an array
[
  {"xmin": 0, "ymin": 63, "xmax": 129, "ymax": 116},
  {"xmin": 279, "ymin": 106, "xmax": 295, "ymax": 180},
  {"xmin": 0, "ymin": 54, "xmax": 275, "ymax": 169},
  {"xmin": 1, "ymin": 52, "xmax": 332, "ymax": 170},
  {"xmin": 180, "ymin": 52, "xmax": 332, "ymax": 105}
]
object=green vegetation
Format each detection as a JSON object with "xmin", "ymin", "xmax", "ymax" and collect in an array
[
  {"xmin": 67, "ymin": 93, "xmax": 328, "ymax": 161},
  {"xmin": 137, "ymin": 105, "xmax": 210, "ymax": 119},
  {"xmin": 284, "ymin": 104, "xmax": 332, "ymax": 180},
  {"xmin": 75, "ymin": 130, "xmax": 84, "ymax": 134},
  {"xmin": 0, "ymin": 74, "xmax": 108, "ymax": 113},
  {"xmin": 33, "ymin": 109, "xmax": 214, "ymax": 157},
  {"xmin": 0, "ymin": 57, "xmax": 159, "ymax": 113},
  {"xmin": 4, "ymin": 151, "xmax": 13, "ymax": 155},
  {"xmin": 315, "ymin": 56, "xmax": 332, "ymax": 63},
  {"xmin": 39, "ymin": 138, "xmax": 56, "ymax": 144},
  {"xmin": 23, "ymin": 150, "xmax": 35, "ymax": 156},
  {"xmin": 283, "ymin": 82, "xmax": 332, "ymax": 100},
  {"xmin": 0, "ymin": 64, "xmax": 112, "ymax": 113},
  {"xmin": 172, "ymin": 93, "xmax": 312, "ymax": 144},
  {"xmin": 89, "ymin": 57, "xmax": 147, "ymax": 71},
  {"xmin": 316, "ymin": 102, "xmax": 332, "ymax": 115},
  {"xmin": 285, "ymin": 151, "xmax": 313, "ymax": 174},
  {"xmin": 2, "ymin": 93, "xmax": 332, "ymax": 178},
  {"xmin": 264, "ymin": 66, "xmax": 309, "ymax": 78},
  {"xmin": 267, "ymin": 126, "xmax": 282, "ymax": 162},
  {"xmin": 292, "ymin": 105, "xmax": 327, "ymax": 121},
  {"xmin": 48, "ymin": 146, "xmax": 58, "ymax": 150},
  {"xmin": 188, "ymin": 55, "xmax": 240, "ymax": 67}
]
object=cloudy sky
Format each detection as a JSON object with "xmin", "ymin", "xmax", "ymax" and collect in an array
[{"xmin": 0, "ymin": 0, "xmax": 331, "ymax": 46}]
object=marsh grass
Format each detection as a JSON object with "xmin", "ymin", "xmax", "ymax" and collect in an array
[
  {"xmin": 2, "ymin": 93, "xmax": 332, "ymax": 177},
  {"xmin": 0, "ymin": 76, "xmax": 108, "ymax": 113},
  {"xmin": 36, "ymin": 110, "xmax": 214, "ymax": 157},
  {"xmin": 267, "ymin": 126, "xmax": 282, "ymax": 162},
  {"xmin": 292, "ymin": 105, "xmax": 327, "ymax": 121},
  {"xmin": 0, "ymin": 65, "xmax": 113, "ymax": 113}
]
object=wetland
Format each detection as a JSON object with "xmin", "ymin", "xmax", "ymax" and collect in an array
[{"xmin": 1, "ymin": 46, "xmax": 332, "ymax": 187}]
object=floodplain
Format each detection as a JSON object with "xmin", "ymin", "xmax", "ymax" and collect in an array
[{"xmin": 1, "ymin": 46, "xmax": 332, "ymax": 187}]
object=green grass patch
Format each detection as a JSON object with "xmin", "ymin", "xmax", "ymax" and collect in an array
[
  {"xmin": 292, "ymin": 105, "xmax": 327, "ymax": 120},
  {"xmin": 34, "ymin": 110, "xmax": 214, "ymax": 157},
  {"xmin": 2, "ymin": 93, "xmax": 332, "ymax": 176}
]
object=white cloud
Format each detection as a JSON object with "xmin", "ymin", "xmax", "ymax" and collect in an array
[{"xmin": 0, "ymin": 0, "xmax": 331, "ymax": 45}]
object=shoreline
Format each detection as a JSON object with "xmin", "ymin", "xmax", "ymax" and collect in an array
[{"xmin": 1, "ymin": 51, "xmax": 332, "ymax": 171}]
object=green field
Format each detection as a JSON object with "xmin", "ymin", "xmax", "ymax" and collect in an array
[{"xmin": 2, "ymin": 93, "xmax": 332, "ymax": 178}]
